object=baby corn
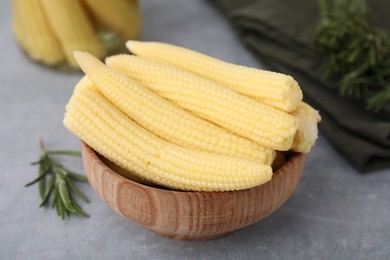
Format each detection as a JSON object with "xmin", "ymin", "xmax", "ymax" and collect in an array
[
  {"xmin": 126, "ymin": 41, "xmax": 303, "ymax": 112},
  {"xmin": 106, "ymin": 54, "xmax": 298, "ymax": 151},
  {"xmin": 40, "ymin": 0, "xmax": 105, "ymax": 67},
  {"xmin": 14, "ymin": 0, "xmax": 64, "ymax": 64},
  {"xmin": 12, "ymin": 0, "xmax": 27, "ymax": 50},
  {"xmin": 74, "ymin": 51, "xmax": 275, "ymax": 163},
  {"xmin": 82, "ymin": 0, "xmax": 141, "ymax": 40},
  {"xmin": 291, "ymin": 102, "xmax": 321, "ymax": 153},
  {"xmin": 64, "ymin": 79, "xmax": 272, "ymax": 191}
]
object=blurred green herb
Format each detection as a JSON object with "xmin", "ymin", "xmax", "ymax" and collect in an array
[
  {"xmin": 313, "ymin": 0, "xmax": 390, "ymax": 112},
  {"xmin": 26, "ymin": 138, "xmax": 89, "ymax": 219}
]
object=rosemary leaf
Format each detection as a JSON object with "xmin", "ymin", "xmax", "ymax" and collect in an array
[
  {"xmin": 68, "ymin": 172, "xmax": 88, "ymax": 182},
  {"xmin": 67, "ymin": 181, "xmax": 89, "ymax": 203},
  {"xmin": 38, "ymin": 163, "xmax": 47, "ymax": 199},
  {"xmin": 26, "ymin": 138, "xmax": 89, "ymax": 219},
  {"xmin": 30, "ymin": 160, "xmax": 42, "ymax": 166},
  {"xmin": 58, "ymin": 181, "xmax": 75, "ymax": 213},
  {"xmin": 71, "ymin": 200, "xmax": 90, "ymax": 218},
  {"xmin": 25, "ymin": 173, "xmax": 47, "ymax": 187},
  {"xmin": 57, "ymin": 197, "xmax": 65, "ymax": 220},
  {"xmin": 313, "ymin": 0, "xmax": 390, "ymax": 111},
  {"xmin": 51, "ymin": 185, "xmax": 58, "ymax": 209},
  {"xmin": 39, "ymin": 173, "xmax": 55, "ymax": 207}
]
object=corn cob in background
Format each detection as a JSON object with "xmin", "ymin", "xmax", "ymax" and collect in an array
[
  {"xmin": 11, "ymin": 0, "xmax": 141, "ymax": 69},
  {"xmin": 40, "ymin": 0, "xmax": 105, "ymax": 67},
  {"xmin": 11, "ymin": 0, "xmax": 27, "ymax": 51},
  {"xmin": 64, "ymin": 79, "xmax": 273, "ymax": 191},
  {"xmin": 12, "ymin": 0, "xmax": 64, "ymax": 65},
  {"xmin": 106, "ymin": 54, "xmax": 298, "ymax": 151},
  {"xmin": 74, "ymin": 51, "xmax": 275, "ymax": 163},
  {"xmin": 126, "ymin": 41, "xmax": 303, "ymax": 112},
  {"xmin": 81, "ymin": 0, "xmax": 141, "ymax": 41}
]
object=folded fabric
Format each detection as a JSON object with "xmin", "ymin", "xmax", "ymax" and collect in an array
[{"xmin": 208, "ymin": 0, "xmax": 390, "ymax": 172}]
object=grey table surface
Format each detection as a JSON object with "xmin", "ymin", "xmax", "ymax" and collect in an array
[{"xmin": 1, "ymin": 0, "xmax": 389, "ymax": 259}]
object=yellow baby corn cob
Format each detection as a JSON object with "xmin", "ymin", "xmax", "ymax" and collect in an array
[
  {"xmin": 106, "ymin": 54, "xmax": 298, "ymax": 151},
  {"xmin": 13, "ymin": 0, "xmax": 64, "ymax": 64},
  {"xmin": 11, "ymin": 0, "xmax": 26, "ymax": 49},
  {"xmin": 291, "ymin": 102, "xmax": 321, "ymax": 153},
  {"xmin": 41, "ymin": 0, "xmax": 105, "ymax": 67},
  {"xmin": 12, "ymin": 21, "xmax": 24, "ymax": 49},
  {"xmin": 126, "ymin": 41, "xmax": 303, "ymax": 112},
  {"xmin": 64, "ymin": 79, "xmax": 272, "ymax": 191},
  {"xmin": 81, "ymin": 0, "xmax": 141, "ymax": 40},
  {"xmin": 74, "ymin": 52, "xmax": 274, "ymax": 163}
]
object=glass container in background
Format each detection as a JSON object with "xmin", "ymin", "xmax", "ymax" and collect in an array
[{"xmin": 11, "ymin": 0, "xmax": 141, "ymax": 70}]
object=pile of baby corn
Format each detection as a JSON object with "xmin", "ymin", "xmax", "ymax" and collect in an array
[
  {"xmin": 64, "ymin": 41, "xmax": 321, "ymax": 192},
  {"xmin": 11, "ymin": 0, "xmax": 140, "ymax": 68}
]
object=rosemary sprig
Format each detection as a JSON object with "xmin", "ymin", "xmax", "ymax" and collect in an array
[
  {"xmin": 313, "ymin": 0, "xmax": 390, "ymax": 112},
  {"xmin": 26, "ymin": 138, "xmax": 89, "ymax": 219}
]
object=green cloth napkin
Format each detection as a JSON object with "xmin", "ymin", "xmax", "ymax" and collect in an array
[{"xmin": 208, "ymin": 0, "xmax": 390, "ymax": 172}]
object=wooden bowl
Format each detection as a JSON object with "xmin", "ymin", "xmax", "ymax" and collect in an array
[{"xmin": 81, "ymin": 142, "xmax": 305, "ymax": 240}]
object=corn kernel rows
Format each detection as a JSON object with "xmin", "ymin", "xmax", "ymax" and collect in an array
[
  {"xmin": 64, "ymin": 81, "xmax": 272, "ymax": 191},
  {"xmin": 106, "ymin": 55, "xmax": 298, "ymax": 150},
  {"xmin": 126, "ymin": 41, "xmax": 303, "ymax": 112},
  {"xmin": 13, "ymin": 0, "xmax": 64, "ymax": 64},
  {"xmin": 74, "ymin": 51, "xmax": 274, "ymax": 162},
  {"xmin": 75, "ymin": 87, "xmax": 270, "ymax": 182},
  {"xmin": 40, "ymin": 0, "xmax": 106, "ymax": 67}
]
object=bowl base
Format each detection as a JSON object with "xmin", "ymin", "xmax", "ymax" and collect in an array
[{"xmin": 152, "ymin": 230, "xmax": 232, "ymax": 241}]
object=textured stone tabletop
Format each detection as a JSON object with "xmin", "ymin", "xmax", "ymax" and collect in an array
[{"xmin": 1, "ymin": 0, "xmax": 389, "ymax": 259}]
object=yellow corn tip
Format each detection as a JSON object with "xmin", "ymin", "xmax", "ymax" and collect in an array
[
  {"xmin": 12, "ymin": 20, "xmax": 24, "ymax": 48},
  {"xmin": 11, "ymin": 0, "xmax": 26, "ymax": 49},
  {"xmin": 40, "ymin": 0, "xmax": 105, "ymax": 67},
  {"xmin": 12, "ymin": 0, "xmax": 27, "ymax": 47},
  {"xmin": 291, "ymin": 102, "xmax": 321, "ymax": 153},
  {"xmin": 126, "ymin": 41, "xmax": 303, "ymax": 112},
  {"xmin": 64, "ymin": 79, "xmax": 272, "ymax": 191},
  {"xmin": 106, "ymin": 54, "xmax": 298, "ymax": 151},
  {"xmin": 74, "ymin": 51, "xmax": 273, "ymax": 162},
  {"xmin": 82, "ymin": 0, "xmax": 141, "ymax": 40},
  {"xmin": 13, "ymin": 0, "xmax": 64, "ymax": 64}
]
